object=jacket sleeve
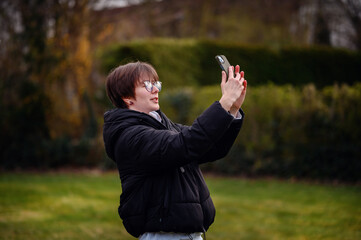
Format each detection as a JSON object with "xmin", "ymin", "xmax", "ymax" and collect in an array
[
  {"xmin": 114, "ymin": 102, "xmax": 235, "ymax": 175},
  {"xmin": 197, "ymin": 109, "xmax": 245, "ymax": 164}
]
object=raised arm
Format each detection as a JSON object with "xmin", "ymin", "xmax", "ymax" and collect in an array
[{"xmin": 115, "ymin": 102, "xmax": 235, "ymax": 175}]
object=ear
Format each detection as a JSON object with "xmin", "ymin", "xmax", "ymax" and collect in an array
[{"xmin": 122, "ymin": 98, "xmax": 134, "ymax": 106}]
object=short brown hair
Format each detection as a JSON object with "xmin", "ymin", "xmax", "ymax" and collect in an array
[{"xmin": 106, "ymin": 61, "xmax": 159, "ymax": 108}]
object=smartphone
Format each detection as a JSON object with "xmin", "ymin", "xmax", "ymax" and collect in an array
[{"xmin": 215, "ymin": 55, "xmax": 231, "ymax": 77}]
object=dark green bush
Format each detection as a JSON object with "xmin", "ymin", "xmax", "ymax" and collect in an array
[
  {"xmin": 100, "ymin": 39, "xmax": 361, "ymax": 88},
  {"xmin": 101, "ymin": 39, "xmax": 201, "ymax": 87},
  {"xmin": 159, "ymin": 83, "xmax": 361, "ymax": 182},
  {"xmin": 160, "ymin": 87, "xmax": 194, "ymax": 123}
]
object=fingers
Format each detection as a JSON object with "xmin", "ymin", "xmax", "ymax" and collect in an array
[
  {"xmin": 238, "ymin": 70, "xmax": 245, "ymax": 87},
  {"xmin": 223, "ymin": 65, "xmax": 247, "ymax": 97},
  {"xmin": 229, "ymin": 66, "xmax": 242, "ymax": 81},
  {"xmin": 235, "ymin": 65, "xmax": 240, "ymax": 74},
  {"xmin": 228, "ymin": 66, "xmax": 234, "ymax": 80},
  {"xmin": 242, "ymin": 80, "xmax": 247, "ymax": 94},
  {"xmin": 234, "ymin": 66, "xmax": 241, "ymax": 80}
]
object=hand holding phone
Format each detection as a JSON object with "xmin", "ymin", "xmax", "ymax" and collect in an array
[{"xmin": 216, "ymin": 55, "xmax": 247, "ymax": 114}]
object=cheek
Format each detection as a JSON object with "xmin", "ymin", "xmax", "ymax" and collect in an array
[{"xmin": 135, "ymin": 90, "xmax": 149, "ymax": 104}]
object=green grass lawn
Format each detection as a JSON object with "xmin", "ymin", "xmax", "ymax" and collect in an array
[{"xmin": 0, "ymin": 172, "xmax": 360, "ymax": 240}]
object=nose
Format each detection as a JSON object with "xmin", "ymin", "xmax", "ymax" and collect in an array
[{"xmin": 152, "ymin": 86, "xmax": 159, "ymax": 93}]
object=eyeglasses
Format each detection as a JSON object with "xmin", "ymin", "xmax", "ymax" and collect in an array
[{"xmin": 144, "ymin": 80, "xmax": 162, "ymax": 92}]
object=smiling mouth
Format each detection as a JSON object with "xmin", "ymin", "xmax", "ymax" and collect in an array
[{"xmin": 151, "ymin": 97, "xmax": 158, "ymax": 102}]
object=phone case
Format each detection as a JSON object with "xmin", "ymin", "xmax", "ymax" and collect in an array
[{"xmin": 215, "ymin": 55, "xmax": 231, "ymax": 77}]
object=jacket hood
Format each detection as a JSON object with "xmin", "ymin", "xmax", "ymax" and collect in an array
[{"xmin": 103, "ymin": 108, "xmax": 165, "ymax": 161}]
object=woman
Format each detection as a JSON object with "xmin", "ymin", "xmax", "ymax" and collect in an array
[{"xmin": 103, "ymin": 61, "xmax": 247, "ymax": 240}]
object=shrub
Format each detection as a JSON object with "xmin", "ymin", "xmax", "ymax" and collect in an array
[
  {"xmin": 160, "ymin": 83, "xmax": 361, "ymax": 182},
  {"xmin": 100, "ymin": 39, "xmax": 361, "ymax": 88}
]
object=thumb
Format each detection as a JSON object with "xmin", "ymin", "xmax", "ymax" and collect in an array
[{"xmin": 221, "ymin": 71, "xmax": 227, "ymax": 86}]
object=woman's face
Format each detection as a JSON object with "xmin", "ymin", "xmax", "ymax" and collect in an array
[{"xmin": 128, "ymin": 73, "xmax": 160, "ymax": 114}]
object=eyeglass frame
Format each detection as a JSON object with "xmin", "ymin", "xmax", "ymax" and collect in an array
[{"xmin": 143, "ymin": 80, "xmax": 162, "ymax": 92}]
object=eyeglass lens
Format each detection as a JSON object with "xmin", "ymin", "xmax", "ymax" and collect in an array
[{"xmin": 144, "ymin": 81, "xmax": 162, "ymax": 92}]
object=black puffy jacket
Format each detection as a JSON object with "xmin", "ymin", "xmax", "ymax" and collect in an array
[{"xmin": 103, "ymin": 101, "xmax": 244, "ymax": 238}]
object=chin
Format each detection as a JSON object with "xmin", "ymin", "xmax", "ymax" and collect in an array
[{"xmin": 153, "ymin": 103, "xmax": 160, "ymax": 110}]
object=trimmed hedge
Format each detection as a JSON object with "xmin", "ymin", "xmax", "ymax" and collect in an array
[
  {"xmin": 100, "ymin": 39, "xmax": 361, "ymax": 88},
  {"xmin": 98, "ymin": 39, "xmax": 361, "ymax": 181},
  {"xmin": 159, "ymin": 83, "xmax": 361, "ymax": 182}
]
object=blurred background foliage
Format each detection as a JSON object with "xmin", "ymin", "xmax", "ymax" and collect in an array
[
  {"xmin": 1, "ymin": 0, "xmax": 361, "ymax": 182},
  {"xmin": 100, "ymin": 40, "xmax": 361, "ymax": 87}
]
